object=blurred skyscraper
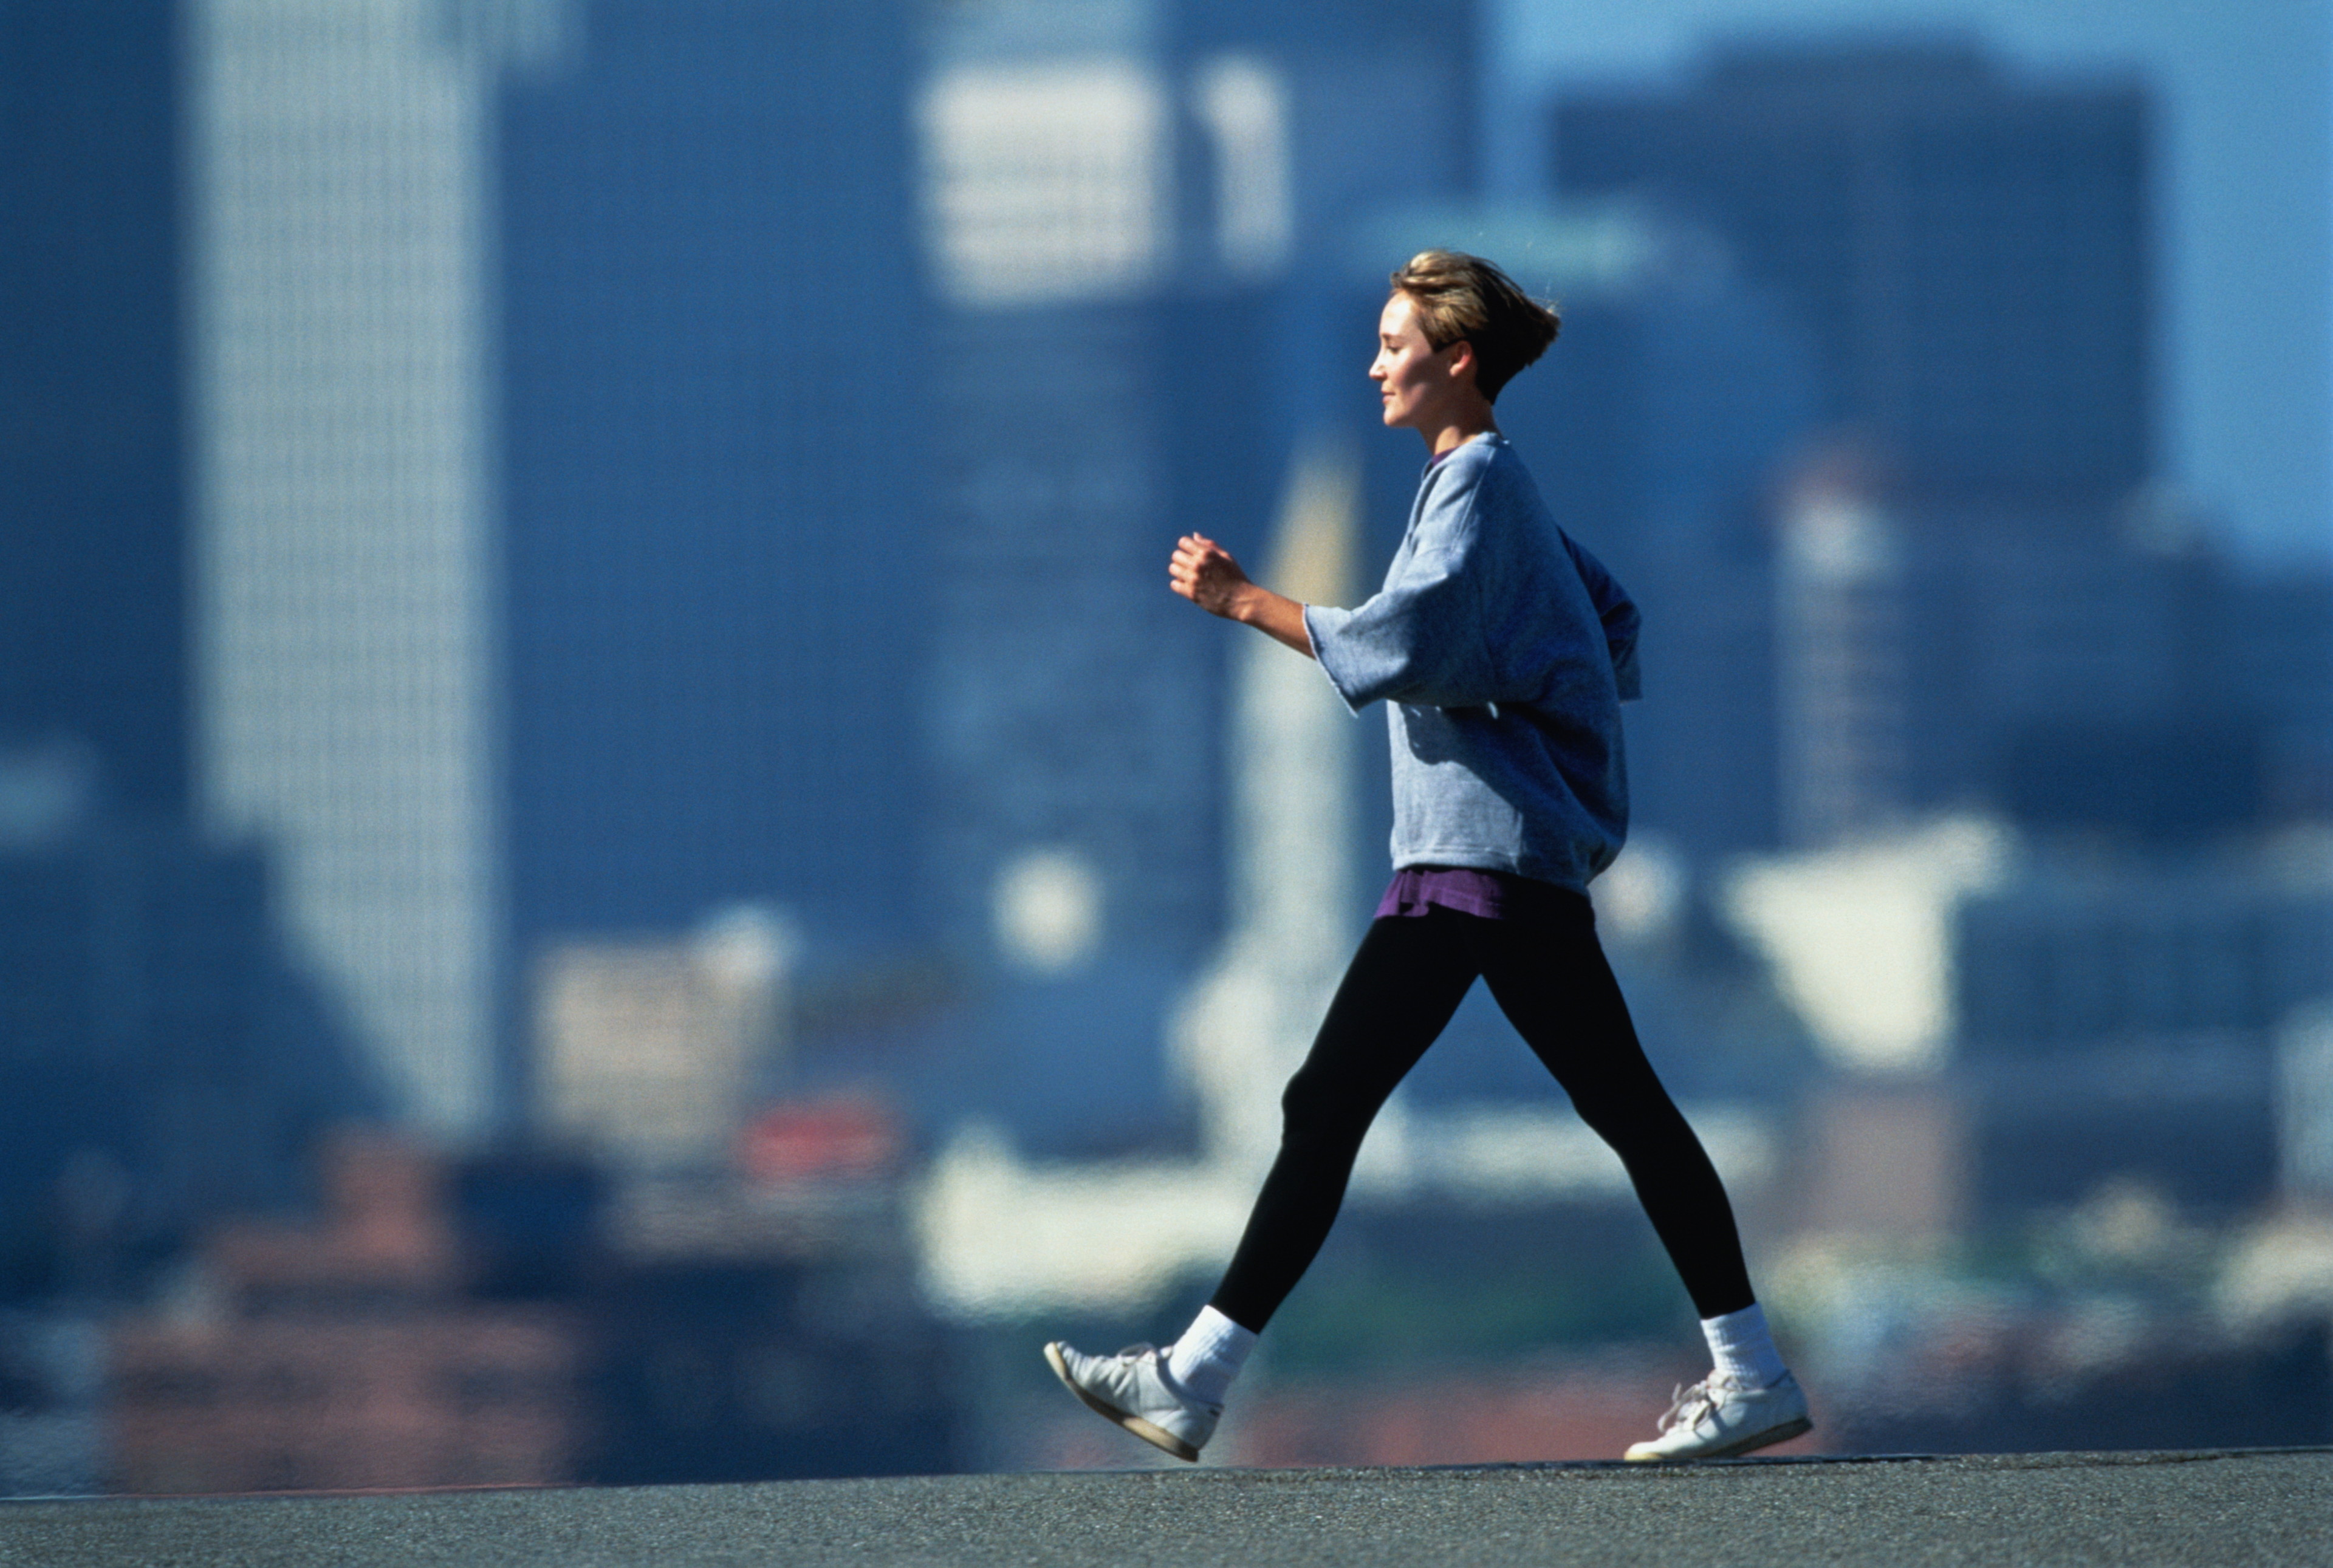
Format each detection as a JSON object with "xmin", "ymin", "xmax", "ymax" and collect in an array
[
  {"xmin": 189, "ymin": 0, "xmax": 513, "ymax": 1137},
  {"xmin": 1554, "ymin": 40, "xmax": 2151, "ymax": 505},
  {"xmin": 0, "ymin": 3, "xmax": 383, "ymax": 1266},
  {"xmin": 1, "ymin": 1, "xmax": 188, "ymax": 817},
  {"xmin": 1772, "ymin": 456, "xmax": 1910, "ymax": 849},
  {"xmin": 498, "ymin": 0, "xmax": 928, "ymax": 970}
]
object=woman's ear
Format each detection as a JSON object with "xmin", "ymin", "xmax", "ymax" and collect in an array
[{"xmin": 1443, "ymin": 337, "xmax": 1480, "ymax": 388}]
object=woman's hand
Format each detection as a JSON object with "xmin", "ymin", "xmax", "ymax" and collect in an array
[
  {"xmin": 1169, "ymin": 534, "xmax": 1253, "ymax": 618},
  {"xmin": 1168, "ymin": 533, "xmax": 1315, "ymax": 657}
]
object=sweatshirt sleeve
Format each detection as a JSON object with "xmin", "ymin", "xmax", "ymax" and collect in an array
[
  {"xmin": 1303, "ymin": 489, "xmax": 1502, "ymax": 713},
  {"xmin": 1562, "ymin": 531, "xmax": 1642, "ymax": 702}
]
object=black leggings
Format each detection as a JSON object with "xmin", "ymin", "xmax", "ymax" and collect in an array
[{"xmin": 1208, "ymin": 901, "xmax": 1755, "ymax": 1331}]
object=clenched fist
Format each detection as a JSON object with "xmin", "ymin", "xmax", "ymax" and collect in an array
[{"xmin": 1169, "ymin": 533, "xmax": 1254, "ymax": 619}]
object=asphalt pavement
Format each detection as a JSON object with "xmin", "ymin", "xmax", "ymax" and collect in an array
[{"xmin": 2, "ymin": 1450, "xmax": 2326, "ymax": 1567}]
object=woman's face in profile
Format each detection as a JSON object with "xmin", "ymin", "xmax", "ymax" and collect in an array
[{"xmin": 1370, "ymin": 292, "xmax": 1467, "ymax": 434}]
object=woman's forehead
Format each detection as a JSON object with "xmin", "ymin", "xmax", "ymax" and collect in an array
[{"xmin": 1379, "ymin": 292, "xmax": 1427, "ymax": 340}]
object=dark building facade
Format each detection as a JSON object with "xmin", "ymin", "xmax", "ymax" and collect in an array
[
  {"xmin": 0, "ymin": 2, "xmax": 189, "ymax": 817},
  {"xmin": 1948, "ymin": 858, "xmax": 2333, "ymax": 1217},
  {"xmin": 1554, "ymin": 41, "xmax": 2153, "ymax": 504},
  {"xmin": 0, "ymin": 814, "xmax": 380, "ymax": 1296},
  {"xmin": 0, "ymin": 7, "xmax": 380, "ymax": 1283},
  {"xmin": 497, "ymin": 0, "xmax": 931, "ymax": 959}
]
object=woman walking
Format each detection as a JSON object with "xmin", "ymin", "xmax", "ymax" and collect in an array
[{"xmin": 1046, "ymin": 251, "xmax": 1810, "ymax": 1464}]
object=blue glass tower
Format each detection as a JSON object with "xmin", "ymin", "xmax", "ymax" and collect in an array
[
  {"xmin": 0, "ymin": 1, "xmax": 187, "ymax": 815},
  {"xmin": 497, "ymin": 0, "xmax": 930, "ymax": 956}
]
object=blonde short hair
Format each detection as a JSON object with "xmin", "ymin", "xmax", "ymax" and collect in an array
[{"xmin": 1388, "ymin": 250, "xmax": 1561, "ymax": 401}]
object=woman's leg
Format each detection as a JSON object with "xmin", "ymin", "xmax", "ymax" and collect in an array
[
  {"xmin": 1478, "ymin": 906, "xmax": 1755, "ymax": 1319},
  {"xmin": 1207, "ymin": 913, "xmax": 1481, "ymax": 1330}
]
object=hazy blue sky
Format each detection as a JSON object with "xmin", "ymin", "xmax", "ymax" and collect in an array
[{"xmin": 1492, "ymin": 0, "xmax": 2331, "ymax": 564}]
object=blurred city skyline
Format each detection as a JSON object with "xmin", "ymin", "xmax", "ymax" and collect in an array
[
  {"xmin": 4, "ymin": 0, "xmax": 2332, "ymax": 1492},
  {"xmin": 1496, "ymin": 0, "xmax": 2332, "ymax": 567}
]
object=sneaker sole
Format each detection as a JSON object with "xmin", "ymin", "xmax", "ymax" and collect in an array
[
  {"xmin": 1043, "ymin": 1342, "xmax": 1202, "ymax": 1463},
  {"xmin": 1624, "ymin": 1413, "xmax": 1814, "ymax": 1464}
]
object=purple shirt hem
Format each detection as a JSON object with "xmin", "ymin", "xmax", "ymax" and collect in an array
[{"xmin": 1374, "ymin": 866, "xmax": 1587, "ymax": 925}]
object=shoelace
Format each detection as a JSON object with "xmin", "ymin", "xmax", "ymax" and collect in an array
[{"xmin": 1654, "ymin": 1377, "xmax": 1725, "ymax": 1434}]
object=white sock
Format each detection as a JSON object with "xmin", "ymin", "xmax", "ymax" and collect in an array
[
  {"xmin": 1702, "ymin": 1303, "xmax": 1788, "ymax": 1389},
  {"xmin": 1163, "ymin": 1305, "xmax": 1256, "ymax": 1407}
]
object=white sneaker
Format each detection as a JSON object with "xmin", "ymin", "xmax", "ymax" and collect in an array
[
  {"xmin": 1623, "ymin": 1371, "xmax": 1812, "ymax": 1462},
  {"xmin": 1044, "ymin": 1341, "xmax": 1221, "ymax": 1462}
]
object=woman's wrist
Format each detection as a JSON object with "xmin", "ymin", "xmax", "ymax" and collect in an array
[{"xmin": 1229, "ymin": 583, "xmax": 1289, "ymax": 626}]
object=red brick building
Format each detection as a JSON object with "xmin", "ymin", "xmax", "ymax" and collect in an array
[{"xmin": 109, "ymin": 1134, "xmax": 584, "ymax": 1494}]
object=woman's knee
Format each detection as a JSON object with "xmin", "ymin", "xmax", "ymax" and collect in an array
[
  {"xmin": 1278, "ymin": 1066, "xmax": 1378, "ymax": 1152},
  {"xmin": 1566, "ymin": 1067, "xmax": 1690, "ymax": 1147}
]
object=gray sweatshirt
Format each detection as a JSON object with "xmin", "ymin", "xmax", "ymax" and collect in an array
[{"xmin": 1303, "ymin": 433, "xmax": 1640, "ymax": 893}]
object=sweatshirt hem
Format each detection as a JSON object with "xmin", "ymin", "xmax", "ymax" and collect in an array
[{"xmin": 1389, "ymin": 848, "xmax": 1594, "ymax": 894}]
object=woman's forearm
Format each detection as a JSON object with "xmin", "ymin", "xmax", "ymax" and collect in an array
[{"xmin": 1232, "ymin": 583, "xmax": 1316, "ymax": 658}]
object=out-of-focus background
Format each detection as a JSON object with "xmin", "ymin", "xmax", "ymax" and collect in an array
[{"xmin": 3, "ymin": 0, "xmax": 2330, "ymax": 1494}]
